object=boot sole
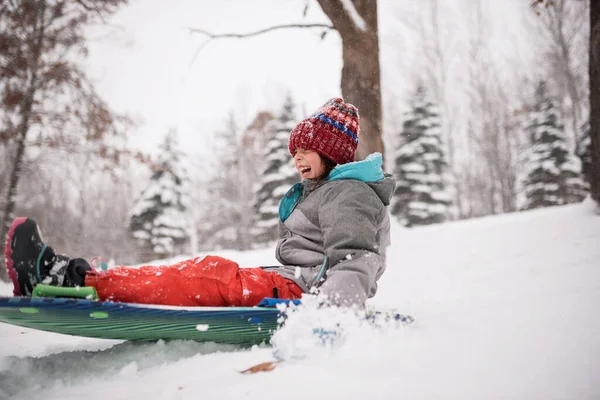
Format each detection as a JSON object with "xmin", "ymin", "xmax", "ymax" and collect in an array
[{"xmin": 4, "ymin": 217, "xmax": 28, "ymax": 296}]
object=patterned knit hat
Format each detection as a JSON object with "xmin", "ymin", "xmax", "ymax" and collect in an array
[{"xmin": 288, "ymin": 97, "xmax": 359, "ymax": 165}]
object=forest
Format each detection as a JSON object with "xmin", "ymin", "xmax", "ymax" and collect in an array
[{"xmin": 0, "ymin": 0, "xmax": 597, "ymax": 278}]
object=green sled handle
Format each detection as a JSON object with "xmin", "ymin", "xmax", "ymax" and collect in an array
[{"xmin": 32, "ymin": 284, "xmax": 98, "ymax": 300}]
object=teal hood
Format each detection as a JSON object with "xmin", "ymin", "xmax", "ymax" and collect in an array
[
  {"xmin": 327, "ymin": 152, "xmax": 385, "ymax": 182},
  {"xmin": 279, "ymin": 153, "xmax": 391, "ymax": 222}
]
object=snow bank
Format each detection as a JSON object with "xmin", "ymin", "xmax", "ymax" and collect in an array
[{"xmin": 1, "ymin": 201, "xmax": 599, "ymax": 400}]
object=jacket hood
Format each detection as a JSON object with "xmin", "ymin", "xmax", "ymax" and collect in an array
[
  {"xmin": 328, "ymin": 152, "xmax": 385, "ymax": 182},
  {"xmin": 328, "ymin": 152, "xmax": 395, "ymax": 206},
  {"xmin": 280, "ymin": 153, "xmax": 395, "ymax": 222},
  {"xmin": 365, "ymin": 174, "xmax": 395, "ymax": 206}
]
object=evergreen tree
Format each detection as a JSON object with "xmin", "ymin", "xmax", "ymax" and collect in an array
[
  {"xmin": 576, "ymin": 121, "xmax": 592, "ymax": 189},
  {"xmin": 391, "ymin": 85, "xmax": 451, "ymax": 227},
  {"xmin": 129, "ymin": 130, "xmax": 191, "ymax": 261},
  {"xmin": 251, "ymin": 95, "xmax": 299, "ymax": 244},
  {"xmin": 519, "ymin": 82, "xmax": 587, "ymax": 210}
]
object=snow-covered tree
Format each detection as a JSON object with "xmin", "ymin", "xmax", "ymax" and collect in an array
[
  {"xmin": 129, "ymin": 130, "xmax": 191, "ymax": 261},
  {"xmin": 576, "ymin": 121, "xmax": 592, "ymax": 189},
  {"xmin": 391, "ymin": 85, "xmax": 451, "ymax": 227},
  {"xmin": 518, "ymin": 82, "xmax": 587, "ymax": 210},
  {"xmin": 251, "ymin": 95, "xmax": 299, "ymax": 244}
]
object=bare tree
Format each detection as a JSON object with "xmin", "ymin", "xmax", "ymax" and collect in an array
[
  {"xmin": 461, "ymin": 0, "xmax": 521, "ymax": 217},
  {"xmin": 15, "ymin": 150, "xmax": 142, "ymax": 265},
  {"xmin": 190, "ymin": 0, "xmax": 383, "ymax": 161},
  {"xmin": 0, "ymin": 0, "xmax": 130, "ymax": 280},
  {"xmin": 590, "ymin": 0, "xmax": 600, "ymax": 205},
  {"xmin": 195, "ymin": 112, "xmax": 254, "ymax": 251},
  {"xmin": 533, "ymin": 0, "xmax": 589, "ymax": 143},
  {"xmin": 400, "ymin": 0, "xmax": 463, "ymax": 218}
]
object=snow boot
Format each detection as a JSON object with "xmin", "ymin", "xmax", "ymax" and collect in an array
[
  {"xmin": 64, "ymin": 258, "xmax": 92, "ymax": 288},
  {"xmin": 4, "ymin": 217, "xmax": 90, "ymax": 296}
]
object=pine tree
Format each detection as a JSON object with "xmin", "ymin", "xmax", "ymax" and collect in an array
[
  {"xmin": 576, "ymin": 121, "xmax": 592, "ymax": 189},
  {"xmin": 129, "ymin": 130, "xmax": 191, "ymax": 261},
  {"xmin": 391, "ymin": 85, "xmax": 451, "ymax": 227},
  {"xmin": 519, "ymin": 82, "xmax": 587, "ymax": 210},
  {"xmin": 251, "ymin": 95, "xmax": 299, "ymax": 244}
]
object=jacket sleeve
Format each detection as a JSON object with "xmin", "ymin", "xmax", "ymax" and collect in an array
[{"xmin": 317, "ymin": 181, "xmax": 386, "ymax": 306}]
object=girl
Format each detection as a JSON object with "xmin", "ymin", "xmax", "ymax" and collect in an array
[{"xmin": 5, "ymin": 98, "xmax": 395, "ymax": 307}]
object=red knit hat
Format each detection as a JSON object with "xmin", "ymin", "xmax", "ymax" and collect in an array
[{"xmin": 288, "ymin": 97, "xmax": 359, "ymax": 165}]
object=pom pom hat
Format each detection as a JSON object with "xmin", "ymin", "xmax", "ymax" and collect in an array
[{"xmin": 288, "ymin": 97, "xmax": 359, "ymax": 165}]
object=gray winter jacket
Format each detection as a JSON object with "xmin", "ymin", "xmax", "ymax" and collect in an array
[{"xmin": 272, "ymin": 153, "xmax": 395, "ymax": 306}]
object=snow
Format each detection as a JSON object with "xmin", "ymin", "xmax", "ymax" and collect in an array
[
  {"xmin": 400, "ymin": 162, "xmax": 425, "ymax": 173},
  {"xmin": 1, "ymin": 202, "xmax": 599, "ymax": 399},
  {"xmin": 339, "ymin": 0, "xmax": 368, "ymax": 32}
]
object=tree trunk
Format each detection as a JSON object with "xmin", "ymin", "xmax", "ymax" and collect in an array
[
  {"xmin": 317, "ymin": 0, "xmax": 383, "ymax": 161},
  {"xmin": 590, "ymin": 1, "xmax": 600, "ymax": 204}
]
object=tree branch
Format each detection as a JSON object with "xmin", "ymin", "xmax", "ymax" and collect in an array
[
  {"xmin": 73, "ymin": 0, "xmax": 105, "ymax": 23},
  {"xmin": 188, "ymin": 23, "xmax": 335, "ymax": 39}
]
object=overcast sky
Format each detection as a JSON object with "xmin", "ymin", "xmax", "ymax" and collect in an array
[
  {"xmin": 84, "ymin": 0, "xmax": 344, "ymax": 157},
  {"xmin": 83, "ymin": 0, "xmax": 536, "ymax": 159}
]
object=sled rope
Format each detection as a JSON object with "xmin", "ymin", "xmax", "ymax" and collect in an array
[{"xmin": 35, "ymin": 244, "xmax": 47, "ymax": 281}]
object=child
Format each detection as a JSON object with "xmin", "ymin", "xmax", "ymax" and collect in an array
[{"xmin": 4, "ymin": 98, "xmax": 395, "ymax": 307}]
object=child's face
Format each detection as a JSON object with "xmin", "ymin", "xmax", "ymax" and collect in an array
[{"xmin": 294, "ymin": 149, "xmax": 325, "ymax": 180}]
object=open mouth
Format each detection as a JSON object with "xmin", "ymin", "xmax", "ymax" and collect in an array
[{"xmin": 299, "ymin": 166, "xmax": 311, "ymax": 177}]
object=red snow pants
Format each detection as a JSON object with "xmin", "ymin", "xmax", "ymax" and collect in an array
[{"xmin": 84, "ymin": 255, "xmax": 303, "ymax": 307}]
